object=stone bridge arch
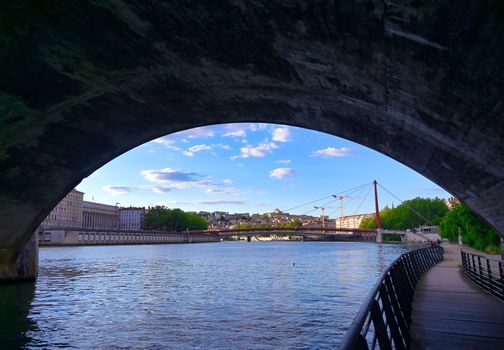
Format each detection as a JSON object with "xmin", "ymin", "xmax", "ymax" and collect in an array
[{"xmin": 1, "ymin": 1, "xmax": 503, "ymax": 280}]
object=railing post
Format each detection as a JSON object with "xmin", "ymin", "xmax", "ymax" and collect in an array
[
  {"xmin": 471, "ymin": 255, "xmax": 476, "ymax": 277},
  {"xmin": 477, "ymin": 256, "xmax": 483, "ymax": 282},
  {"xmin": 370, "ymin": 300, "xmax": 392, "ymax": 350},
  {"xmin": 500, "ymin": 261, "xmax": 504, "ymax": 285},
  {"xmin": 461, "ymin": 250, "xmax": 504, "ymax": 302},
  {"xmin": 382, "ymin": 276, "xmax": 408, "ymax": 350}
]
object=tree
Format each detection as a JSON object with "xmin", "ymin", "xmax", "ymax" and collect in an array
[
  {"xmin": 360, "ymin": 197, "xmax": 448, "ymax": 230},
  {"xmin": 439, "ymin": 203, "xmax": 500, "ymax": 254},
  {"xmin": 144, "ymin": 206, "xmax": 208, "ymax": 231}
]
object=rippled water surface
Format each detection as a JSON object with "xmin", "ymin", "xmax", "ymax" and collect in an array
[{"xmin": 1, "ymin": 242, "xmax": 417, "ymax": 349}]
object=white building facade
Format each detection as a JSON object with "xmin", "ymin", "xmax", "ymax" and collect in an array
[
  {"xmin": 41, "ymin": 189, "xmax": 84, "ymax": 228},
  {"xmin": 82, "ymin": 202, "xmax": 119, "ymax": 229},
  {"xmin": 335, "ymin": 213, "xmax": 374, "ymax": 229},
  {"xmin": 119, "ymin": 207, "xmax": 145, "ymax": 230}
]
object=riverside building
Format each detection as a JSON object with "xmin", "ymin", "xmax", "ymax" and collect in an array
[
  {"xmin": 41, "ymin": 189, "xmax": 84, "ymax": 228},
  {"xmin": 119, "ymin": 207, "xmax": 145, "ymax": 230},
  {"xmin": 334, "ymin": 213, "xmax": 374, "ymax": 229},
  {"xmin": 82, "ymin": 201, "xmax": 119, "ymax": 229}
]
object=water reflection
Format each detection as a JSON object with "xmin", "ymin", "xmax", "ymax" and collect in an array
[
  {"xmin": 0, "ymin": 282, "xmax": 37, "ymax": 348},
  {"xmin": 6, "ymin": 242, "xmax": 417, "ymax": 349},
  {"xmin": 376, "ymin": 243, "xmax": 386, "ymax": 273}
]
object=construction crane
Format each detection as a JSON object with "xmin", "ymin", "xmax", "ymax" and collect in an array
[
  {"xmin": 331, "ymin": 194, "xmax": 354, "ymax": 228},
  {"xmin": 314, "ymin": 206, "xmax": 326, "ymax": 229}
]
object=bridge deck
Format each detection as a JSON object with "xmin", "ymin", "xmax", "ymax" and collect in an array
[{"xmin": 411, "ymin": 244, "xmax": 504, "ymax": 350}]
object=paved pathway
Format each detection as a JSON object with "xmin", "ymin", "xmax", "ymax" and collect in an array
[{"xmin": 411, "ymin": 244, "xmax": 504, "ymax": 350}]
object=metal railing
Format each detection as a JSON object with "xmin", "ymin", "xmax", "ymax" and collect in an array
[
  {"xmin": 461, "ymin": 250, "xmax": 504, "ymax": 302},
  {"xmin": 340, "ymin": 246, "xmax": 444, "ymax": 350}
]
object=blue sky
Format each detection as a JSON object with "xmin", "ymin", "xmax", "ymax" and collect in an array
[{"xmin": 76, "ymin": 123, "xmax": 450, "ymax": 218}]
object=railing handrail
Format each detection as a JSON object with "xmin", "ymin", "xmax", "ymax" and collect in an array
[
  {"xmin": 341, "ymin": 253, "xmax": 405, "ymax": 349},
  {"xmin": 461, "ymin": 250, "xmax": 504, "ymax": 302},
  {"xmin": 340, "ymin": 245, "xmax": 444, "ymax": 350},
  {"xmin": 461, "ymin": 249, "xmax": 503, "ymax": 263}
]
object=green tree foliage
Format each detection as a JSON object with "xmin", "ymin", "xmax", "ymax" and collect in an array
[
  {"xmin": 144, "ymin": 206, "xmax": 208, "ymax": 231},
  {"xmin": 439, "ymin": 203, "xmax": 500, "ymax": 254},
  {"xmin": 359, "ymin": 197, "xmax": 448, "ymax": 230}
]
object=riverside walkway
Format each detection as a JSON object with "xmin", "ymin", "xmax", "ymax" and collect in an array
[{"xmin": 410, "ymin": 244, "xmax": 504, "ymax": 349}]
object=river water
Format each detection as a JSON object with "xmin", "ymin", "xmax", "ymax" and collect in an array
[{"xmin": 1, "ymin": 241, "xmax": 417, "ymax": 349}]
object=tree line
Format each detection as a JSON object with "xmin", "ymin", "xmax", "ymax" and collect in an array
[
  {"xmin": 439, "ymin": 203, "xmax": 500, "ymax": 254},
  {"xmin": 359, "ymin": 197, "xmax": 448, "ymax": 230},
  {"xmin": 359, "ymin": 197, "xmax": 500, "ymax": 254},
  {"xmin": 144, "ymin": 206, "xmax": 208, "ymax": 231}
]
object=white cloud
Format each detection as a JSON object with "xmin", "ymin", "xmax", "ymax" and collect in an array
[
  {"xmin": 223, "ymin": 179, "xmax": 233, "ymax": 184},
  {"xmin": 188, "ymin": 144, "xmax": 212, "ymax": 153},
  {"xmin": 181, "ymin": 144, "xmax": 230, "ymax": 157},
  {"xmin": 272, "ymin": 127, "xmax": 292, "ymax": 142},
  {"xmin": 277, "ymin": 159, "xmax": 291, "ymax": 164},
  {"xmin": 205, "ymin": 187, "xmax": 236, "ymax": 195},
  {"xmin": 141, "ymin": 168, "xmax": 202, "ymax": 184},
  {"xmin": 232, "ymin": 142, "xmax": 278, "ymax": 159},
  {"xmin": 223, "ymin": 129, "xmax": 246, "ymax": 138},
  {"xmin": 310, "ymin": 147, "xmax": 354, "ymax": 158},
  {"xmin": 151, "ymin": 136, "xmax": 183, "ymax": 153},
  {"xmin": 141, "ymin": 168, "xmax": 237, "ymax": 193},
  {"xmin": 151, "ymin": 127, "xmax": 215, "ymax": 146},
  {"xmin": 151, "ymin": 186, "xmax": 171, "ymax": 194},
  {"xmin": 102, "ymin": 185, "xmax": 135, "ymax": 196},
  {"xmin": 214, "ymin": 144, "xmax": 231, "ymax": 150},
  {"xmin": 249, "ymin": 123, "xmax": 268, "ymax": 131},
  {"xmin": 269, "ymin": 168, "xmax": 295, "ymax": 179},
  {"xmin": 152, "ymin": 135, "xmax": 174, "ymax": 146},
  {"xmin": 176, "ymin": 126, "xmax": 215, "ymax": 139}
]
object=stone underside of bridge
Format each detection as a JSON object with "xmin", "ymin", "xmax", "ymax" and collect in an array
[
  {"xmin": 1, "ymin": 1, "xmax": 504, "ymax": 280},
  {"xmin": 0, "ymin": 234, "xmax": 38, "ymax": 283}
]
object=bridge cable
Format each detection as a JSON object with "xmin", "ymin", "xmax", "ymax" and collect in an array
[
  {"xmin": 326, "ymin": 184, "xmax": 372, "ymax": 218},
  {"xmin": 301, "ymin": 197, "xmax": 339, "ymax": 216},
  {"xmin": 302, "ymin": 183, "xmax": 370, "ymax": 216},
  {"xmin": 282, "ymin": 194, "xmax": 335, "ymax": 213},
  {"xmin": 353, "ymin": 184, "xmax": 373, "ymax": 215},
  {"xmin": 282, "ymin": 182, "xmax": 372, "ymax": 213},
  {"xmin": 378, "ymin": 182, "xmax": 434, "ymax": 226}
]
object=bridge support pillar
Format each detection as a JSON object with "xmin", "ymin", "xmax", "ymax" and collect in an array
[
  {"xmin": 0, "ymin": 233, "xmax": 38, "ymax": 283},
  {"xmin": 247, "ymin": 236, "xmax": 252, "ymax": 242},
  {"xmin": 376, "ymin": 229, "xmax": 383, "ymax": 243}
]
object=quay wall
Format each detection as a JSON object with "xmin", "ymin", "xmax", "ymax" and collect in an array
[{"xmin": 39, "ymin": 228, "xmax": 219, "ymax": 246}]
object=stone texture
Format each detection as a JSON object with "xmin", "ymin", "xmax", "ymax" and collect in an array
[
  {"xmin": 0, "ymin": 233, "xmax": 38, "ymax": 283},
  {"xmin": 0, "ymin": 1, "xmax": 503, "ymax": 279}
]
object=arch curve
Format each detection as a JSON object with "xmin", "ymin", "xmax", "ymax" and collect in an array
[{"xmin": 1, "ymin": 1, "xmax": 504, "ymax": 277}]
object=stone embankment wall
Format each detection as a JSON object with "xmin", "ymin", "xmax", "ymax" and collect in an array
[{"xmin": 39, "ymin": 228, "xmax": 219, "ymax": 246}]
